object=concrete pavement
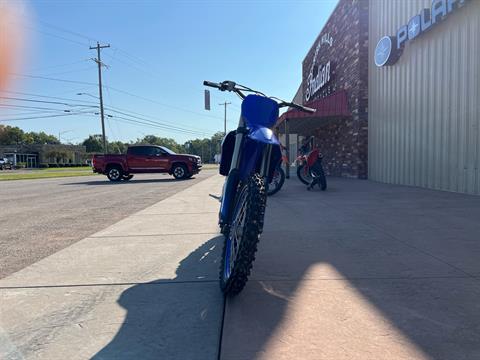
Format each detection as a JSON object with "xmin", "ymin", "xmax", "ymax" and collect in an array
[
  {"xmin": 0, "ymin": 174, "xmax": 225, "ymax": 360},
  {"xmin": 2, "ymin": 174, "xmax": 480, "ymax": 359},
  {"xmin": 0, "ymin": 171, "xmax": 216, "ymax": 279},
  {"xmin": 221, "ymin": 178, "xmax": 480, "ymax": 360}
]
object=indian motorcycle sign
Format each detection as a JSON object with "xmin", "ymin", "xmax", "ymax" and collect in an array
[{"xmin": 304, "ymin": 33, "xmax": 333, "ymax": 102}]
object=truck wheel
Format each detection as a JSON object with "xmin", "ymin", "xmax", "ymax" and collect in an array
[
  {"xmin": 107, "ymin": 166, "xmax": 123, "ymax": 182},
  {"xmin": 172, "ymin": 164, "xmax": 188, "ymax": 179}
]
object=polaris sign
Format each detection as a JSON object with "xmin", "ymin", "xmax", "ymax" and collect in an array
[{"xmin": 375, "ymin": 0, "xmax": 468, "ymax": 67}]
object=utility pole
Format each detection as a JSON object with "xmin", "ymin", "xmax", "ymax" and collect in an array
[
  {"xmin": 90, "ymin": 42, "xmax": 110, "ymax": 154},
  {"xmin": 219, "ymin": 102, "xmax": 231, "ymax": 135}
]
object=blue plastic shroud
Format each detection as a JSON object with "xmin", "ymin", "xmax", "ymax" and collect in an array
[{"xmin": 241, "ymin": 95, "xmax": 279, "ymax": 129}]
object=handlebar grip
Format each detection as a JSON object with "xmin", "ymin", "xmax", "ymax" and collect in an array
[
  {"xmin": 203, "ymin": 80, "xmax": 220, "ymax": 88},
  {"xmin": 291, "ymin": 103, "xmax": 316, "ymax": 113},
  {"xmin": 302, "ymin": 106, "xmax": 316, "ymax": 114}
]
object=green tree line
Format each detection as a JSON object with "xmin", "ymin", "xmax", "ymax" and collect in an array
[
  {"xmin": 0, "ymin": 125, "xmax": 60, "ymax": 145},
  {"xmin": 82, "ymin": 132, "xmax": 224, "ymax": 163},
  {"xmin": 0, "ymin": 125, "xmax": 224, "ymax": 163}
]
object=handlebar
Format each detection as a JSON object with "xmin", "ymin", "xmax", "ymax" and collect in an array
[
  {"xmin": 203, "ymin": 79, "xmax": 316, "ymax": 114},
  {"xmin": 281, "ymin": 102, "xmax": 316, "ymax": 114},
  {"xmin": 203, "ymin": 80, "xmax": 221, "ymax": 89}
]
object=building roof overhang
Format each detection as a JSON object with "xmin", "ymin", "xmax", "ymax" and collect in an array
[{"xmin": 275, "ymin": 90, "xmax": 351, "ymax": 135}]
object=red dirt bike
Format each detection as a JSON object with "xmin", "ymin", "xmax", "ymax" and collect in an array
[{"xmin": 296, "ymin": 147, "xmax": 327, "ymax": 190}]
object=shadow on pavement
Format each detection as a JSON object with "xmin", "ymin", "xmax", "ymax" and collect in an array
[
  {"xmin": 221, "ymin": 178, "xmax": 480, "ymax": 359},
  {"xmin": 91, "ymin": 236, "xmax": 224, "ymax": 360},
  {"xmin": 62, "ymin": 178, "xmax": 187, "ymax": 186},
  {"xmin": 89, "ymin": 177, "xmax": 480, "ymax": 360}
]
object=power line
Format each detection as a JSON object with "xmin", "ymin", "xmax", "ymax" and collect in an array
[
  {"xmin": 10, "ymin": 73, "xmax": 97, "ymax": 86},
  {"xmin": 106, "ymin": 109, "xmax": 211, "ymax": 136},
  {"xmin": 108, "ymin": 115, "xmax": 213, "ymax": 137},
  {"xmin": 37, "ymin": 19, "xmax": 96, "ymax": 43},
  {"xmin": 10, "ymin": 73, "xmax": 224, "ymax": 121},
  {"xmin": 1, "ymin": 91, "xmax": 215, "ymax": 134},
  {"xmin": 34, "ymin": 28, "xmax": 90, "ymax": 47},
  {"xmin": 0, "ymin": 110, "xmax": 97, "ymax": 122},
  {"xmin": 0, "ymin": 110, "xmax": 67, "ymax": 117},
  {"xmin": 0, "ymin": 103, "xmax": 79, "ymax": 112},
  {"xmin": 105, "ymin": 85, "xmax": 224, "ymax": 121},
  {"xmin": 0, "ymin": 90, "xmax": 99, "ymax": 105},
  {"xmin": 103, "ymin": 106, "xmax": 211, "ymax": 134},
  {"xmin": 42, "ymin": 66, "xmax": 97, "ymax": 77},
  {"xmin": 18, "ymin": 22, "xmax": 91, "ymax": 47},
  {"xmin": 29, "ymin": 60, "xmax": 90, "ymax": 73},
  {"xmin": 15, "ymin": 19, "xmax": 238, "ymax": 123},
  {"xmin": 0, "ymin": 95, "xmax": 98, "ymax": 108}
]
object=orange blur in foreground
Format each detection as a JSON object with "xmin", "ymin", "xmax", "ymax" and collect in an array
[{"xmin": 0, "ymin": 2, "xmax": 26, "ymax": 94}]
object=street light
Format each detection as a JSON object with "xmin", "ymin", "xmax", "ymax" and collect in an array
[
  {"xmin": 77, "ymin": 92, "xmax": 107, "ymax": 153},
  {"xmin": 76, "ymin": 92, "xmax": 99, "ymax": 99},
  {"xmin": 58, "ymin": 130, "xmax": 73, "ymax": 143}
]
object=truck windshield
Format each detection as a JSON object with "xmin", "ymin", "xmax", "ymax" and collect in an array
[{"xmin": 160, "ymin": 146, "xmax": 176, "ymax": 155}]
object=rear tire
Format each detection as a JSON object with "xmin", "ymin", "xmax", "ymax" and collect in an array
[
  {"xmin": 220, "ymin": 173, "xmax": 266, "ymax": 296},
  {"xmin": 297, "ymin": 164, "xmax": 311, "ymax": 185},
  {"xmin": 172, "ymin": 163, "xmax": 188, "ymax": 179},
  {"xmin": 106, "ymin": 166, "xmax": 123, "ymax": 182}
]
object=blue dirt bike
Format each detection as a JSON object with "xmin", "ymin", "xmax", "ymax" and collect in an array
[{"xmin": 204, "ymin": 80, "xmax": 314, "ymax": 295}]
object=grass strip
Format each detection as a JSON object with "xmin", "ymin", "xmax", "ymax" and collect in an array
[{"xmin": 0, "ymin": 171, "xmax": 98, "ymax": 181}]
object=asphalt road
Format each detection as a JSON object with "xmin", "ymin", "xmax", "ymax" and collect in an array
[{"xmin": 0, "ymin": 170, "xmax": 216, "ymax": 279}]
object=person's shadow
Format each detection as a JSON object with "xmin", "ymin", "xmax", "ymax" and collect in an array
[{"xmin": 91, "ymin": 236, "xmax": 224, "ymax": 360}]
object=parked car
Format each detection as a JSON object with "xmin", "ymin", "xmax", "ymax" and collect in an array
[
  {"xmin": 0, "ymin": 158, "xmax": 13, "ymax": 170},
  {"xmin": 92, "ymin": 145, "xmax": 202, "ymax": 181}
]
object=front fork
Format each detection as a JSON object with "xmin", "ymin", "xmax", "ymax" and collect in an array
[
  {"xmin": 219, "ymin": 123, "xmax": 247, "ymax": 231},
  {"xmin": 219, "ymin": 127, "xmax": 273, "ymax": 231},
  {"xmin": 260, "ymin": 143, "xmax": 273, "ymax": 180}
]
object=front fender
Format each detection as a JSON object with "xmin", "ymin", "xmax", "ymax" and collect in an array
[
  {"xmin": 237, "ymin": 127, "xmax": 282, "ymax": 181},
  {"xmin": 248, "ymin": 127, "xmax": 280, "ymax": 145}
]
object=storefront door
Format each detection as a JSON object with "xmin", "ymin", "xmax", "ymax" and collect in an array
[{"xmin": 27, "ymin": 156, "xmax": 37, "ymax": 168}]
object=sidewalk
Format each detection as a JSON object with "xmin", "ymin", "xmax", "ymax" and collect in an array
[
  {"xmin": 2, "ymin": 175, "xmax": 480, "ymax": 359},
  {"xmin": 221, "ymin": 177, "xmax": 480, "ymax": 360},
  {"xmin": 0, "ymin": 175, "xmax": 225, "ymax": 360}
]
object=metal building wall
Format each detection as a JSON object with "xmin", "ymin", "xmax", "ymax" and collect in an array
[{"xmin": 368, "ymin": 0, "xmax": 480, "ymax": 195}]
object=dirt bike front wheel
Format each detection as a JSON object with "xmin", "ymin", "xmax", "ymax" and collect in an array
[{"xmin": 220, "ymin": 173, "xmax": 266, "ymax": 295}]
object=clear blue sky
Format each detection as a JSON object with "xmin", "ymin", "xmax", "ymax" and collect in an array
[{"xmin": 2, "ymin": 0, "xmax": 337, "ymax": 144}]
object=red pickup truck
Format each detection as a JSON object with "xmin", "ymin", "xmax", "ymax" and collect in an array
[{"xmin": 92, "ymin": 145, "xmax": 202, "ymax": 181}]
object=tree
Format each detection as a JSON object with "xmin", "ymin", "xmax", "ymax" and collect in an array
[
  {"xmin": 183, "ymin": 131, "xmax": 224, "ymax": 163},
  {"xmin": 0, "ymin": 125, "xmax": 60, "ymax": 145},
  {"xmin": 82, "ymin": 135, "xmax": 104, "ymax": 153},
  {"xmin": 29, "ymin": 131, "xmax": 59, "ymax": 145},
  {"xmin": 0, "ymin": 125, "xmax": 24, "ymax": 145},
  {"xmin": 136, "ymin": 135, "xmax": 184, "ymax": 153},
  {"xmin": 109, "ymin": 141, "xmax": 128, "ymax": 154}
]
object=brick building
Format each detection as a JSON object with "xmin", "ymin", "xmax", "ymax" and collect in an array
[{"xmin": 276, "ymin": 0, "xmax": 368, "ymax": 178}]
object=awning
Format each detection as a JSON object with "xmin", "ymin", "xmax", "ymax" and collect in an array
[{"xmin": 276, "ymin": 90, "xmax": 351, "ymax": 135}]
